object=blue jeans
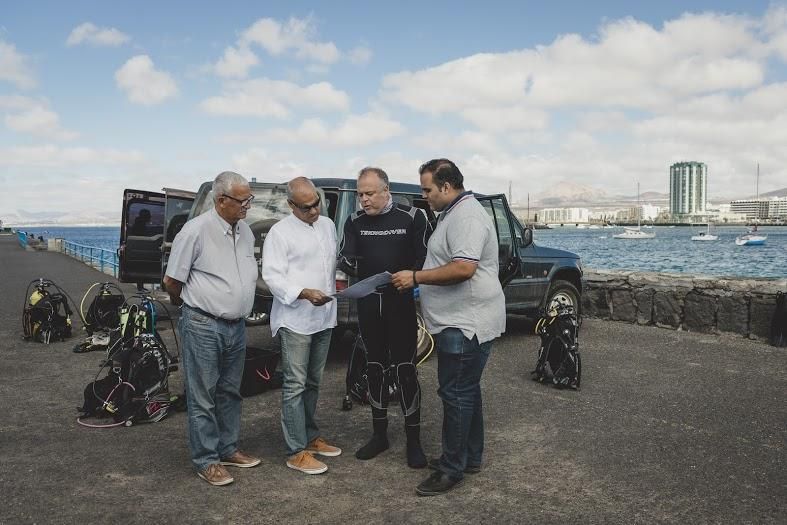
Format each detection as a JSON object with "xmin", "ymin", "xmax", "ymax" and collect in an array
[
  {"xmin": 279, "ymin": 327, "xmax": 332, "ymax": 456},
  {"xmin": 179, "ymin": 306, "xmax": 246, "ymax": 471},
  {"xmin": 435, "ymin": 328, "xmax": 492, "ymax": 480}
]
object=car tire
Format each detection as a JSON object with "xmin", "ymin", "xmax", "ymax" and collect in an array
[{"xmin": 545, "ymin": 279, "xmax": 581, "ymax": 317}]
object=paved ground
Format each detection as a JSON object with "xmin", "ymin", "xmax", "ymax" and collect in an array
[{"xmin": 0, "ymin": 234, "xmax": 785, "ymax": 524}]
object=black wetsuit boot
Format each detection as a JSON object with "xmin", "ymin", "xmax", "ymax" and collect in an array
[{"xmin": 356, "ymin": 413, "xmax": 390, "ymax": 460}]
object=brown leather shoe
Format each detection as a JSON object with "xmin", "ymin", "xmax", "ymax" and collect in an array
[
  {"xmin": 306, "ymin": 437, "xmax": 342, "ymax": 457},
  {"xmin": 220, "ymin": 450, "xmax": 261, "ymax": 468},
  {"xmin": 197, "ymin": 464, "xmax": 234, "ymax": 486},
  {"xmin": 286, "ymin": 451, "xmax": 328, "ymax": 475}
]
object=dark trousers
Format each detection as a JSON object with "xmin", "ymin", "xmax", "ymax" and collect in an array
[{"xmin": 435, "ymin": 328, "xmax": 492, "ymax": 480}]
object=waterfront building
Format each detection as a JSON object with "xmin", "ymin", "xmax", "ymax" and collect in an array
[
  {"xmin": 670, "ymin": 161, "xmax": 708, "ymax": 218},
  {"xmin": 540, "ymin": 207, "xmax": 590, "ymax": 224},
  {"xmin": 730, "ymin": 197, "xmax": 787, "ymax": 220}
]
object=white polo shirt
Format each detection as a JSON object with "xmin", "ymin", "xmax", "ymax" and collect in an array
[
  {"xmin": 166, "ymin": 208, "xmax": 258, "ymax": 320},
  {"xmin": 262, "ymin": 214, "xmax": 337, "ymax": 336},
  {"xmin": 419, "ymin": 193, "xmax": 506, "ymax": 344}
]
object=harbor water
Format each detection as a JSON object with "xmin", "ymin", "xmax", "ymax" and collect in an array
[{"xmin": 18, "ymin": 224, "xmax": 787, "ymax": 279}]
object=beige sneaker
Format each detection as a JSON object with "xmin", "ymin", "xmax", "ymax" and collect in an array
[
  {"xmin": 286, "ymin": 451, "xmax": 328, "ymax": 475},
  {"xmin": 197, "ymin": 463, "xmax": 234, "ymax": 486},
  {"xmin": 307, "ymin": 437, "xmax": 342, "ymax": 457},
  {"xmin": 220, "ymin": 450, "xmax": 261, "ymax": 468}
]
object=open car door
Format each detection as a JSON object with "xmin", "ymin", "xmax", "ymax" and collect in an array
[
  {"xmin": 161, "ymin": 187, "xmax": 197, "ymax": 278},
  {"xmin": 477, "ymin": 194, "xmax": 519, "ymax": 286},
  {"xmin": 119, "ymin": 189, "xmax": 166, "ymax": 283}
]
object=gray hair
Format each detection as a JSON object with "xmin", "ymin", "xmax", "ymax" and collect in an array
[
  {"xmin": 358, "ymin": 166, "xmax": 389, "ymax": 187},
  {"xmin": 212, "ymin": 171, "xmax": 249, "ymax": 203},
  {"xmin": 286, "ymin": 177, "xmax": 317, "ymax": 200}
]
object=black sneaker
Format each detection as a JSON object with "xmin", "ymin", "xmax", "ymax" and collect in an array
[
  {"xmin": 416, "ymin": 471, "xmax": 464, "ymax": 496},
  {"xmin": 427, "ymin": 458, "xmax": 481, "ymax": 474}
]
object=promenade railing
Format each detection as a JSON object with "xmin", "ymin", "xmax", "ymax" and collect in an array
[{"xmin": 62, "ymin": 240, "xmax": 119, "ymax": 277}]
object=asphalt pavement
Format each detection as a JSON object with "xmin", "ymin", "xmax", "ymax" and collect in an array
[{"xmin": 0, "ymin": 234, "xmax": 784, "ymax": 524}]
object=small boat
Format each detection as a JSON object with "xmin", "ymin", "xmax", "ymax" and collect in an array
[
  {"xmin": 613, "ymin": 226, "xmax": 656, "ymax": 239},
  {"xmin": 735, "ymin": 224, "xmax": 767, "ymax": 246},
  {"xmin": 691, "ymin": 224, "xmax": 718, "ymax": 241},
  {"xmin": 613, "ymin": 182, "xmax": 655, "ymax": 239}
]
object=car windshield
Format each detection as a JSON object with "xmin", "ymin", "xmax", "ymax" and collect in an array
[{"xmin": 191, "ymin": 185, "xmax": 326, "ymax": 223}]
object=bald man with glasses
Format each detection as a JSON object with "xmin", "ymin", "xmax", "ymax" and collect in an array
[{"xmin": 262, "ymin": 177, "xmax": 342, "ymax": 475}]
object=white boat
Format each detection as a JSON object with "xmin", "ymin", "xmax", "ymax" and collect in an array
[
  {"xmin": 735, "ymin": 225, "xmax": 767, "ymax": 246},
  {"xmin": 735, "ymin": 165, "xmax": 768, "ymax": 246},
  {"xmin": 614, "ymin": 226, "xmax": 656, "ymax": 239},
  {"xmin": 613, "ymin": 182, "xmax": 655, "ymax": 239},
  {"xmin": 691, "ymin": 224, "xmax": 718, "ymax": 241}
]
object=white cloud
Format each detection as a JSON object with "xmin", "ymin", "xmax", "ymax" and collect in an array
[
  {"xmin": 0, "ymin": 94, "xmax": 40, "ymax": 111},
  {"xmin": 66, "ymin": 22, "xmax": 130, "ymax": 47},
  {"xmin": 347, "ymin": 45, "xmax": 373, "ymax": 65},
  {"xmin": 241, "ymin": 16, "xmax": 340, "ymax": 64},
  {"xmin": 380, "ymin": 14, "xmax": 768, "ymax": 123},
  {"xmin": 371, "ymin": 10, "xmax": 787, "ymax": 196},
  {"xmin": 0, "ymin": 144, "xmax": 146, "ymax": 167},
  {"xmin": 0, "ymin": 40, "xmax": 36, "ymax": 89},
  {"xmin": 214, "ymin": 45, "xmax": 259, "ymax": 78},
  {"xmin": 200, "ymin": 78, "xmax": 350, "ymax": 118},
  {"xmin": 260, "ymin": 113, "xmax": 405, "ymax": 147},
  {"xmin": 5, "ymin": 106, "xmax": 79, "ymax": 141},
  {"xmin": 230, "ymin": 147, "xmax": 308, "ymax": 181},
  {"xmin": 115, "ymin": 55, "xmax": 178, "ymax": 105}
]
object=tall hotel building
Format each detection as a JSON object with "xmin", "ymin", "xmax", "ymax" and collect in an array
[{"xmin": 669, "ymin": 161, "xmax": 707, "ymax": 217}]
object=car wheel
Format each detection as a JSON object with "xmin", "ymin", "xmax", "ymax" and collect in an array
[
  {"xmin": 545, "ymin": 279, "xmax": 581, "ymax": 316},
  {"xmin": 244, "ymin": 311, "xmax": 269, "ymax": 326}
]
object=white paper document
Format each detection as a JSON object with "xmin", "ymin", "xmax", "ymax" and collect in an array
[{"xmin": 334, "ymin": 271, "xmax": 392, "ymax": 299}]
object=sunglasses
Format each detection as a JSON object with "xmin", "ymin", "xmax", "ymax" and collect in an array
[
  {"xmin": 289, "ymin": 195, "xmax": 321, "ymax": 212},
  {"xmin": 222, "ymin": 193, "xmax": 255, "ymax": 207}
]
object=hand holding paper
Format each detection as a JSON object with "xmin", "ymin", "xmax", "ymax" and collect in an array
[{"xmin": 334, "ymin": 271, "xmax": 392, "ymax": 299}]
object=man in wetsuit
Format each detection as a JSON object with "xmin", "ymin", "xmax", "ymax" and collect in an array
[{"xmin": 338, "ymin": 166, "xmax": 431, "ymax": 468}]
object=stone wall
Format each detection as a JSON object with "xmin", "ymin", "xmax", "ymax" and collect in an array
[{"xmin": 582, "ymin": 270, "xmax": 787, "ymax": 341}]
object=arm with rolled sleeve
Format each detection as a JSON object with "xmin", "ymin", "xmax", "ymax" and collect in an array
[{"xmin": 261, "ymin": 227, "xmax": 303, "ymax": 306}]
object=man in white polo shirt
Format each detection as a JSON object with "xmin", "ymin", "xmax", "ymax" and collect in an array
[
  {"xmin": 262, "ymin": 177, "xmax": 341, "ymax": 475},
  {"xmin": 392, "ymin": 158, "xmax": 506, "ymax": 496},
  {"xmin": 164, "ymin": 171, "xmax": 261, "ymax": 486}
]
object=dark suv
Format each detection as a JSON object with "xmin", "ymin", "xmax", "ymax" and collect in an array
[{"xmin": 119, "ymin": 178, "xmax": 583, "ymax": 333}]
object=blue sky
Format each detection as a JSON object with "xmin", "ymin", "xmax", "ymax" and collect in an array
[{"xmin": 1, "ymin": 1, "xmax": 785, "ymax": 220}]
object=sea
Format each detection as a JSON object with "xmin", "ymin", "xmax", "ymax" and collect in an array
[{"xmin": 19, "ymin": 224, "xmax": 787, "ymax": 279}]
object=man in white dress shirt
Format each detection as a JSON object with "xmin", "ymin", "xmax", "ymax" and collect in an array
[{"xmin": 262, "ymin": 177, "xmax": 342, "ymax": 475}]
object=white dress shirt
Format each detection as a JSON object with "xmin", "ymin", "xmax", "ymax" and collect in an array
[{"xmin": 262, "ymin": 213, "xmax": 337, "ymax": 336}]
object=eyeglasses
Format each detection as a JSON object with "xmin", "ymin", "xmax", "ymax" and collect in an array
[
  {"xmin": 289, "ymin": 195, "xmax": 321, "ymax": 212},
  {"xmin": 222, "ymin": 193, "xmax": 255, "ymax": 207}
]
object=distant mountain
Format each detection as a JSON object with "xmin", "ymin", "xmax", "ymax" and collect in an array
[
  {"xmin": 3, "ymin": 209, "xmax": 119, "ymax": 227},
  {"xmin": 528, "ymin": 181, "xmax": 610, "ymax": 207},
  {"xmin": 524, "ymin": 181, "xmax": 668, "ymax": 208},
  {"xmin": 760, "ymin": 187, "xmax": 787, "ymax": 198}
]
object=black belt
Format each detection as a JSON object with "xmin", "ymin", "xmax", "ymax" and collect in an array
[{"xmin": 184, "ymin": 304, "xmax": 244, "ymax": 324}]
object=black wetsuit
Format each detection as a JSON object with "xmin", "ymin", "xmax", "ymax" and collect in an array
[{"xmin": 339, "ymin": 202, "xmax": 431, "ymax": 446}]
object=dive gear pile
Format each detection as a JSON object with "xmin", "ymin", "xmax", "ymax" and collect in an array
[
  {"xmin": 78, "ymin": 292, "xmax": 180, "ymax": 428},
  {"xmin": 531, "ymin": 304, "xmax": 581, "ymax": 390},
  {"xmin": 73, "ymin": 282, "xmax": 126, "ymax": 353},
  {"xmin": 22, "ymin": 278, "xmax": 75, "ymax": 344}
]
